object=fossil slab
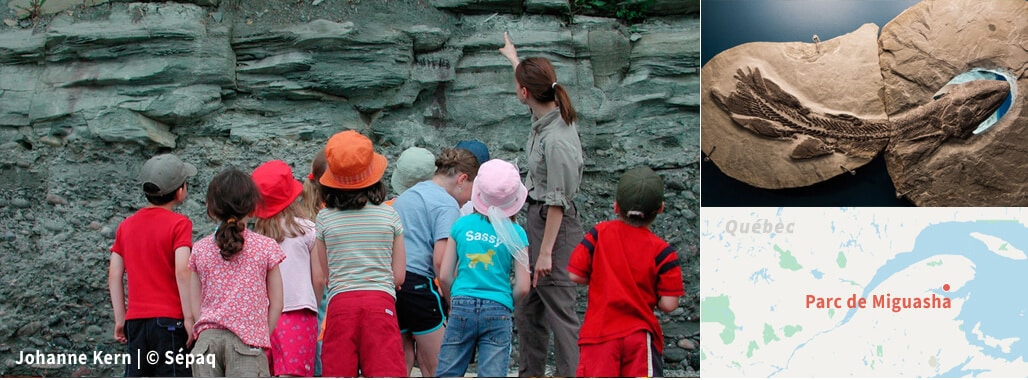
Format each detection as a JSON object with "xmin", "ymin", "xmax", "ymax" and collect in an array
[
  {"xmin": 701, "ymin": 23, "xmax": 887, "ymax": 189},
  {"xmin": 710, "ymin": 67, "xmax": 893, "ymax": 161},
  {"xmin": 701, "ymin": 0, "xmax": 1024, "ymax": 205},
  {"xmin": 880, "ymin": 0, "xmax": 1028, "ymax": 206},
  {"xmin": 711, "ymin": 67, "xmax": 1007, "ymax": 165}
]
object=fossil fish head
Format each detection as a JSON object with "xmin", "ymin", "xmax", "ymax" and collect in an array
[{"xmin": 931, "ymin": 79, "xmax": 1010, "ymax": 139}]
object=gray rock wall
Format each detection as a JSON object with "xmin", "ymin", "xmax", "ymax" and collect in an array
[{"xmin": 0, "ymin": 0, "xmax": 699, "ymax": 376}]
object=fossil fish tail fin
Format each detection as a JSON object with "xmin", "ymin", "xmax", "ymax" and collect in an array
[
  {"xmin": 736, "ymin": 67, "xmax": 808, "ymax": 114},
  {"xmin": 715, "ymin": 66, "xmax": 817, "ymax": 130}
]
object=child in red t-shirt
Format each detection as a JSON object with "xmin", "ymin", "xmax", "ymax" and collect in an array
[
  {"xmin": 108, "ymin": 154, "xmax": 197, "ymax": 377},
  {"xmin": 568, "ymin": 166, "xmax": 685, "ymax": 377}
]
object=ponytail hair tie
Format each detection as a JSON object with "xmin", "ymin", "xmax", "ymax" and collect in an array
[
  {"xmin": 307, "ymin": 173, "xmax": 315, "ymax": 181},
  {"xmin": 226, "ymin": 217, "xmax": 238, "ymax": 225},
  {"xmin": 551, "ymin": 82, "xmax": 558, "ymax": 89}
]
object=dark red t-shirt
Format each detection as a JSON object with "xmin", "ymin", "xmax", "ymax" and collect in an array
[
  {"xmin": 568, "ymin": 220, "xmax": 685, "ymax": 353},
  {"xmin": 111, "ymin": 207, "xmax": 193, "ymax": 320}
]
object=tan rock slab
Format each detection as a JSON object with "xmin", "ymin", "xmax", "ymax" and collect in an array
[
  {"xmin": 881, "ymin": 0, "xmax": 1028, "ymax": 206},
  {"xmin": 701, "ymin": 23, "xmax": 887, "ymax": 189}
]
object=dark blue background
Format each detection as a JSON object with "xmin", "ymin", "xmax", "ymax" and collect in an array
[{"xmin": 700, "ymin": 0, "xmax": 920, "ymax": 206}]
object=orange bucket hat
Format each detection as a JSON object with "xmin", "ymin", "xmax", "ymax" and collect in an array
[{"xmin": 320, "ymin": 130, "xmax": 388, "ymax": 190}]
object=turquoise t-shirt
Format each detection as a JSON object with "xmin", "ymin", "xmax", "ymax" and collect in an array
[{"xmin": 449, "ymin": 213, "xmax": 528, "ymax": 311}]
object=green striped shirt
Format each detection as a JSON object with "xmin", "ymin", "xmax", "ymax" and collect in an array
[{"xmin": 316, "ymin": 204, "xmax": 404, "ymax": 300}]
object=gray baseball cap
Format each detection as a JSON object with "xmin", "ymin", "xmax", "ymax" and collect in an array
[{"xmin": 140, "ymin": 154, "xmax": 197, "ymax": 196}]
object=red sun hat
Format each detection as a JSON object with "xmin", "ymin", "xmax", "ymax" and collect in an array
[
  {"xmin": 251, "ymin": 160, "xmax": 304, "ymax": 219},
  {"xmin": 320, "ymin": 130, "xmax": 388, "ymax": 190}
]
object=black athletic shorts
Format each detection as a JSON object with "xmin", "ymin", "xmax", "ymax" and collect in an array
[{"xmin": 395, "ymin": 271, "xmax": 447, "ymax": 335}]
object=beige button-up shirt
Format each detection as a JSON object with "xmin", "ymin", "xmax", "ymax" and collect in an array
[{"xmin": 525, "ymin": 108, "xmax": 584, "ymax": 209}]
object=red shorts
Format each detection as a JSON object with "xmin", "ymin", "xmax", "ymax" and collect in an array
[
  {"xmin": 321, "ymin": 291, "xmax": 406, "ymax": 377},
  {"xmin": 577, "ymin": 330, "xmax": 664, "ymax": 377},
  {"xmin": 267, "ymin": 309, "xmax": 318, "ymax": 377}
]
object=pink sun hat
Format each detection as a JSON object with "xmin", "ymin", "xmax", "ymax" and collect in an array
[{"xmin": 471, "ymin": 159, "xmax": 528, "ymax": 218}]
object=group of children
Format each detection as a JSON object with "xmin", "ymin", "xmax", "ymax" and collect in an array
[
  {"xmin": 107, "ymin": 32, "xmax": 685, "ymax": 378},
  {"xmin": 108, "ymin": 128, "xmax": 683, "ymax": 378},
  {"xmin": 108, "ymin": 130, "xmax": 684, "ymax": 378}
]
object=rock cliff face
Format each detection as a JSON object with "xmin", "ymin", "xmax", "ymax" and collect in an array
[{"xmin": 0, "ymin": 0, "xmax": 699, "ymax": 376}]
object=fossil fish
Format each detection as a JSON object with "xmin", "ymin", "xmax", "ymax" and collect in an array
[{"xmin": 710, "ymin": 67, "xmax": 1010, "ymax": 161}]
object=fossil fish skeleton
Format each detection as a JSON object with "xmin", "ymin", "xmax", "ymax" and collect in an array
[{"xmin": 710, "ymin": 67, "xmax": 1010, "ymax": 161}]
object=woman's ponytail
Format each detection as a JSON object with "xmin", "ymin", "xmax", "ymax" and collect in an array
[{"xmin": 552, "ymin": 83, "xmax": 577, "ymax": 126}]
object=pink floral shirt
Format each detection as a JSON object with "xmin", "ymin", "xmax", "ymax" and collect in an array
[{"xmin": 190, "ymin": 229, "xmax": 285, "ymax": 348}]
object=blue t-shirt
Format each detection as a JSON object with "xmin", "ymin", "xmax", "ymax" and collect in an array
[
  {"xmin": 449, "ymin": 213, "xmax": 528, "ymax": 311},
  {"xmin": 392, "ymin": 180, "xmax": 461, "ymax": 278}
]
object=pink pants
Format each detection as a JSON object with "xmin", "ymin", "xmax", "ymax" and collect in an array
[{"xmin": 267, "ymin": 309, "xmax": 318, "ymax": 377}]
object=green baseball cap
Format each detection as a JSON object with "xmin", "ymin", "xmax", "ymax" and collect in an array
[
  {"xmin": 391, "ymin": 147, "xmax": 436, "ymax": 195},
  {"xmin": 616, "ymin": 167, "xmax": 664, "ymax": 218}
]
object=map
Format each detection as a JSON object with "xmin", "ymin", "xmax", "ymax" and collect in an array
[{"xmin": 700, "ymin": 208, "xmax": 1028, "ymax": 377}]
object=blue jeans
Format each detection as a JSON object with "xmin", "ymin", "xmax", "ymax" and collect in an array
[
  {"xmin": 314, "ymin": 288, "xmax": 328, "ymax": 376},
  {"xmin": 436, "ymin": 297, "xmax": 513, "ymax": 377}
]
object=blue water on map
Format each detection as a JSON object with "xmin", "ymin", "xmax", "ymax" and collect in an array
[
  {"xmin": 811, "ymin": 269, "xmax": 823, "ymax": 280},
  {"xmin": 838, "ymin": 221, "xmax": 1028, "ymax": 376}
]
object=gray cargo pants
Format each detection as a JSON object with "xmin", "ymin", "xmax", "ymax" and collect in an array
[{"xmin": 515, "ymin": 201, "xmax": 583, "ymax": 377}]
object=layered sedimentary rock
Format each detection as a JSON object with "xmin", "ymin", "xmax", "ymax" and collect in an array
[
  {"xmin": 0, "ymin": 3, "xmax": 234, "ymax": 146},
  {"xmin": 0, "ymin": 0, "xmax": 699, "ymax": 376},
  {"xmin": 880, "ymin": 0, "xmax": 1028, "ymax": 206},
  {"xmin": 429, "ymin": 0, "xmax": 524, "ymax": 14}
]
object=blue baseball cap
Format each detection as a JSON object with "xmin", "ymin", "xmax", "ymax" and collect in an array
[{"xmin": 455, "ymin": 140, "xmax": 490, "ymax": 165}]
